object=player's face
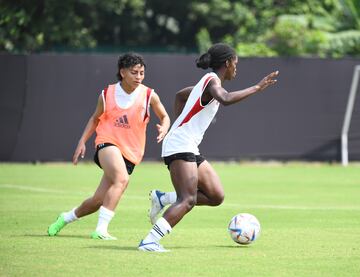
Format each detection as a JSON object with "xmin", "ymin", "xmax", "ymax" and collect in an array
[
  {"xmin": 225, "ymin": 56, "xmax": 238, "ymax": 80},
  {"xmin": 120, "ymin": 64, "xmax": 145, "ymax": 92}
]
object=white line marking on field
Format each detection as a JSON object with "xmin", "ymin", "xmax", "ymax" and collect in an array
[
  {"xmin": 223, "ymin": 203, "xmax": 360, "ymax": 211},
  {"xmin": 1, "ymin": 183, "xmax": 360, "ymax": 211},
  {"xmin": 0, "ymin": 183, "xmax": 144, "ymax": 199},
  {"xmin": 0, "ymin": 184, "xmax": 67, "ymax": 194}
]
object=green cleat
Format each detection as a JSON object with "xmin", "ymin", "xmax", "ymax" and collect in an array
[
  {"xmin": 47, "ymin": 214, "xmax": 67, "ymax": 236},
  {"xmin": 90, "ymin": 231, "xmax": 117, "ymax": 240}
]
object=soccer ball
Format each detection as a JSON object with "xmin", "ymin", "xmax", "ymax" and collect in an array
[{"xmin": 228, "ymin": 213, "xmax": 261, "ymax": 245}]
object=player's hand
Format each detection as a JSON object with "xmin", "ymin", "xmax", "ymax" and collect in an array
[
  {"xmin": 156, "ymin": 124, "xmax": 167, "ymax": 143},
  {"xmin": 73, "ymin": 143, "xmax": 86, "ymax": 165},
  {"xmin": 256, "ymin": 70, "xmax": 279, "ymax": 91}
]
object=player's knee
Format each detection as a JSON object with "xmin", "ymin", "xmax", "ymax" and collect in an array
[
  {"xmin": 182, "ymin": 195, "xmax": 196, "ymax": 211},
  {"xmin": 211, "ymin": 192, "xmax": 224, "ymax": 206},
  {"xmin": 113, "ymin": 175, "xmax": 129, "ymax": 189}
]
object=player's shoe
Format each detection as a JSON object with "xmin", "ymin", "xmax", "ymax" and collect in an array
[
  {"xmin": 149, "ymin": 190, "xmax": 165, "ymax": 224},
  {"xmin": 138, "ymin": 240, "xmax": 169, "ymax": 252},
  {"xmin": 47, "ymin": 214, "xmax": 67, "ymax": 236},
  {"xmin": 90, "ymin": 231, "xmax": 117, "ymax": 240}
]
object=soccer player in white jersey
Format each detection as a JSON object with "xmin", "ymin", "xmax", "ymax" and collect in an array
[{"xmin": 138, "ymin": 43, "xmax": 279, "ymax": 252}]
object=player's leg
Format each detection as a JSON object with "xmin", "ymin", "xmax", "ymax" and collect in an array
[
  {"xmin": 139, "ymin": 159, "xmax": 198, "ymax": 252},
  {"xmin": 90, "ymin": 145, "xmax": 130, "ymax": 240},
  {"xmin": 148, "ymin": 189, "xmax": 176, "ymax": 224},
  {"xmin": 196, "ymin": 160, "xmax": 224, "ymax": 206},
  {"xmin": 47, "ymin": 169, "xmax": 112, "ymax": 237},
  {"xmin": 48, "ymin": 144, "xmax": 129, "ymax": 238},
  {"xmin": 148, "ymin": 154, "xmax": 192, "ymax": 224},
  {"xmin": 148, "ymin": 157, "xmax": 223, "ymax": 223},
  {"xmin": 75, "ymin": 174, "xmax": 111, "ymax": 217},
  {"xmin": 163, "ymin": 160, "xmax": 198, "ymax": 225},
  {"xmin": 98, "ymin": 146, "xmax": 129, "ymax": 209}
]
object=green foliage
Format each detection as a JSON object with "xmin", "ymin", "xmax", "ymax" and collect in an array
[
  {"xmin": 271, "ymin": 15, "xmax": 309, "ymax": 56},
  {"xmin": 195, "ymin": 28, "xmax": 212, "ymax": 53},
  {"xmin": 0, "ymin": 0, "xmax": 359, "ymax": 57},
  {"xmin": 268, "ymin": 4, "xmax": 360, "ymax": 58},
  {"xmin": 337, "ymin": 0, "xmax": 360, "ymax": 29},
  {"xmin": 235, "ymin": 43, "xmax": 277, "ymax": 57},
  {"xmin": 190, "ymin": 1, "xmax": 257, "ymax": 44},
  {"xmin": 0, "ymin": 1, "xmax": 98, "ymax": 52},
  {"xmin": 304, "ymin": 30, "xmax": 330, "ymax": 57},
  {"xmin": 327, "ymin": 30, "xmax": 360, "ymax": 57},
  {"xmin": 0, "ymin": 5, "xmax": 40, "ymax": 52}
]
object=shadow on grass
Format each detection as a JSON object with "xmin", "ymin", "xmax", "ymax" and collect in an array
[
  {"xmin": 214, "ymin": 245, "xmax": 251, "ymax": 249},
  {"xmin": 87, "ymin": 245, "xmax": 239, "ymax": 251},
  {"xmin": 23, "ymin": 234, "xmax": 90, "ymax": 239},
  {"xmin": 86, "ymin": 245, "xmax": 137, "ymax": 251},
  {"xmin": 164, "ymin": 244, "xmax": 251, "ymax": 250}
]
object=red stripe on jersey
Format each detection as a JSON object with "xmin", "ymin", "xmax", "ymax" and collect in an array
[
  {"xmin": 179, "ymin": 75, "xmax": 214, "ymax": 127},
  {"xmin": 103, "ymin": 87, "xmax": 108, "ymax": 100},
  {"xmin": 179, "ymin": 97, "xmax": 204, "ymax": 126},
  {"xmin": 144, "ymin": 87, "xmax": 152, "ymax": 121},
  {"xmin": 202, "ymin": 76, "xmax": 214, "ymax": 91}
]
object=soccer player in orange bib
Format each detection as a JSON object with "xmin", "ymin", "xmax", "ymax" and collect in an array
[
  {"xmin": 138, "ymin": 43, "xmax": 278, "ymax": 251},
  {"xmin": 48, "ymin": 53, "xmax": 170, "ymax": 240}
]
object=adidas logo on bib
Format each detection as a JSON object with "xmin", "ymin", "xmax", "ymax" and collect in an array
[{"xmin": 115, "ymin": 115, "xmax": 130, "ymax": 128}]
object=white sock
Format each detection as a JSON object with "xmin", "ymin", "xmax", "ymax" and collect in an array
[
  {"xmin": 95, "ymin": 206, "xmax": 115, "ymax": 234},
  {"xmin": 63, "ymin": 207, "xmax": 78, "ymax": 223},
  {"xmin": 143, "ymin": 217, "xmax": 172, "ymax": 243},
  {"xmin": 161, "ymin": 192, "xmax": 177, "ymax": 206}
]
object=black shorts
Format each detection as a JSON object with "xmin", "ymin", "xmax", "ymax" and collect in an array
[
  {"xmin": 163, "ymin": 152, "xmax": 206, "ymax": 169},
  {"xmin": 94, "ymin": 143, "xmax": 135, "ymax": 175}
]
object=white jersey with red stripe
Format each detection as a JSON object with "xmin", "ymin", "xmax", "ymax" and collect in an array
[{"xmin": 162, "ymin": 72, "xmax": 220, "ymax": 157}]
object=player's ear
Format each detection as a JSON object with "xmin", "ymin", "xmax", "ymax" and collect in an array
[
  {"xmin": 225, "ymin": 60, "xmax": 229, "ymax": 67},
  {"xmin": 120, "ymin": 68, "xmax": 125, "ymax": 79}
]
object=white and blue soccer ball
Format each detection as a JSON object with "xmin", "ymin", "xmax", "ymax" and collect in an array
[{"xmin": 228, "ymin": 213, "xmax": 261, "ymax": 245}]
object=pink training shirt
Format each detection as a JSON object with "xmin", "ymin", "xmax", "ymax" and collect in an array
[{"xmin": 95, "ymin": 83, "xmax": 152, "ymax": 165}]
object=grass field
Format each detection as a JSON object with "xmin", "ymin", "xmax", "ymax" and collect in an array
[{"xmin": 0, "ymin": 162, "xmax": 360, "ymax": 277}]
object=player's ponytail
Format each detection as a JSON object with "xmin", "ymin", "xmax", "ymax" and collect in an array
[
  {"xmin": 196, "ymin": 43, "xmax": 236, "ymax": 70},
  {"xmin": 196, "ymin": 53, "xmax": 212, "ymax": 69}
]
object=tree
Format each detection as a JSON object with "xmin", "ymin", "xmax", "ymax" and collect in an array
[{"xmin": 1, "ymin": 0, "xmax": 359, "ymax": 57}]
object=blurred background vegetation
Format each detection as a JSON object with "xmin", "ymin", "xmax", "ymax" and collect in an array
[{"xmin": 1, "ymin": 0, "xmax": 359, "ymax": 57}]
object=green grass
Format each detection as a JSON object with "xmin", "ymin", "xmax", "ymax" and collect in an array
[{"xmin": 0, "ymin": 162, "xmax": 360, "ymax": 277}]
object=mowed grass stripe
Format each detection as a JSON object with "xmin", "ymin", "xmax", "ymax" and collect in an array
[{"xmin": 2, "ymin": 183, "xmax": 360, "ymax": 211}]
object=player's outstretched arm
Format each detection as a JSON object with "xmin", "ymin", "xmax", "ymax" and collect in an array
[
  {"xmin": 255, "ymin": 70, "xmax": 279, "ymax": 91},
  {"xmin": 72, "ymin": 94, "xmax": 104, "ymax": 165},
  {"xmin": 150, "ymin": 92, "xmax": 170, "ymax": 143},
  {"xmin": 208, "ymin": 71, "xmax": 279, "ymax": 106}
]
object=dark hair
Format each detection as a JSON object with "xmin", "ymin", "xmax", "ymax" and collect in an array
[
  {"xmin": 116, "ymin": 52, "xmax": 146, "ymax": 80},
  {"xmin": 196, "ymin": 43, "xmax": 236, "ymax": 70}
]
